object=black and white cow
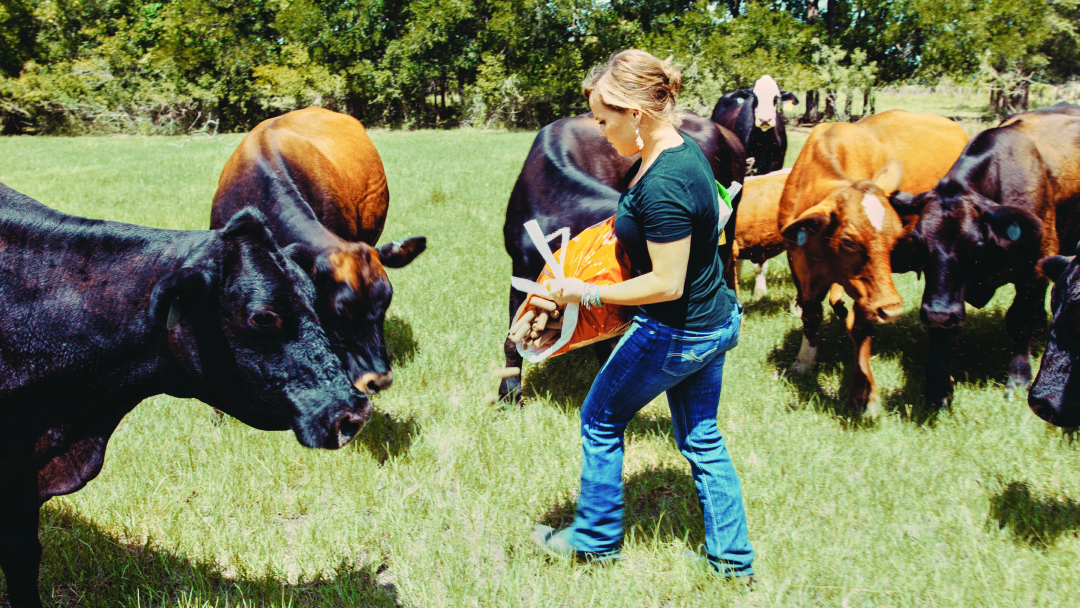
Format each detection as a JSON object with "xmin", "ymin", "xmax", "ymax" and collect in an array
[{"xmin": 711, "ymin": 75, "xmax": 798, "ymax": 175}]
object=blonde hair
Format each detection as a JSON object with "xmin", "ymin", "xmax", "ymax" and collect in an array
[{"xmin": 583, "ymin": 49, "xmax": 683, "ymax": 126}]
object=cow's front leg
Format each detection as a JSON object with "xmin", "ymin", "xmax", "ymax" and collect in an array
[
  {"xmin": 0, "ymin": 474, "xmax": 43, "ymax": 608},
  {"xmin": 789, "ymin": 294, "xmax": 825, "ymax": 374},
  {"xmin": 925, "ymin": 326, "xmax": 954, "ymax": 410},
  {"xmin": 498, "ymin": 286, "xmax": 527, "ymax": 405},
  {"xmin": 849, "ymin": 303, "xmax": 881, "ymax": 417},
  {"xmin": 1004, "ymin": 279, "xmax": 1048, "ymax": 400}
]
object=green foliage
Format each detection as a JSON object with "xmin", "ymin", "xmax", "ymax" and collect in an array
[{"xmin": 0, "ymin": 0, "xmax": 1075, "ymax": 133}]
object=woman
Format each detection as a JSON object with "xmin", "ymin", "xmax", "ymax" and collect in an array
[{"xmin": 531, "ymin": 49, "xmax": 754, "ymax": 579}]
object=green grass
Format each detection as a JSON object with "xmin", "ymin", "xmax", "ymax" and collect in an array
[{"xmin": 1, "ymin": 106, "xmax": 1079, "ymax": 607}]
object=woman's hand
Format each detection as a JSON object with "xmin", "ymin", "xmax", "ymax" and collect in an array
[{"xmin": 546, "ymin": 278, "xmax": 585, "ymax": 306}]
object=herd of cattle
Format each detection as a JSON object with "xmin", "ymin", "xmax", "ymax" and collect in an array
[{"xmin": 1, "ymin": 78, "xmax": 1080, "ymax": 605}]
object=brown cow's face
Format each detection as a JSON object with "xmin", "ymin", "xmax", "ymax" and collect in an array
[
  {"xmin": 300, "ymin": 237, "xmax": 425, "ymax": 395},
  {"xmin": 782, "ymin": 161, "xmax": 907, "ymax": 322}
]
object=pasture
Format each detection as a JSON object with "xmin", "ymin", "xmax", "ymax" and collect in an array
[{"xmin": 1, "ymin": 107, "xmax": 1079, "ymax": 607}]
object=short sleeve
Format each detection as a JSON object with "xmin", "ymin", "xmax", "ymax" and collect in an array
[{"xmin": 638, "ymin": 176, "xmax": 694, "ymax": 243}]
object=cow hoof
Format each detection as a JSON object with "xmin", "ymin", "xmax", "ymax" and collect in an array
[
  {"xmin": 864, "ymin": 396, "xmax": 884, "ymax": 418},
  {"xmin": 497, "ymin": 376, "xmax": 523, "ymax": 408}
]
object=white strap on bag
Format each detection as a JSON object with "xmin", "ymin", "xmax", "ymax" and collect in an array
[{"xmin": 510, "ymin": 220, "xmax": 580, "ymax": 363}]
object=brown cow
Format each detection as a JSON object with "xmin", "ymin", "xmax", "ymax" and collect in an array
[
  {"xmin": 211, "ymin": 107, "xmax": 426, "ymax": 395},
  {"xmin": 778, "ymin": 110, "xmax": 969, "ymax": 416},
  {"xmin": 733, "ymin": 168, "xmax": 790, "ymax": 298}
]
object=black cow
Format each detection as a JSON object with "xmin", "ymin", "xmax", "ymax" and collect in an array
[
  {"xmin": 0, "ymin": 184, "xmax": 368, "ymax": 608},
  {"xmin": 710, "ymin": 75, "xmax": 798, "ymax": 176},
  {"xmin": 1029, "ymin": 251, "xmax": 1080, "ymax": 426},
  {"xmin": 893, "ymin": 103, "xmax": 1080, "ymax": 409},
  {"xmin": 498, "ymin": 111, "xmax": 746, "ymax": 402}
]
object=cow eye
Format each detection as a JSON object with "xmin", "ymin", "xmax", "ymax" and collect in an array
[{"xmin": 250, "ymin": 311, "xmax": 280, "ymax": 328}]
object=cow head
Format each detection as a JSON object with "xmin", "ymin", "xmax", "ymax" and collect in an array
[
  {"xmin": 151, "ymin": 208, "xmax": 370, "ymax": 449},
  {"xmin": 751, "ymin": 76, "xmax": 798, "ymax": 131},
  {"xmin": 1029, "ymin": 251, "xmax": 1080, "ymax": 426},
  {"xmin": 781, "ymin": 159, "xmax": 908, "ymax": 322},
  {"xmin": 286, "ymin": 236, "xmax": 426, "ymax": 395},
  {"xmin": 899, "ymin": 180, "xmax": 1043, "ymax": 328}
]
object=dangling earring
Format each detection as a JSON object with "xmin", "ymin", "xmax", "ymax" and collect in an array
[{"xmin": 635, "ymin": 126, "xmax": 644, "ymax": 151}]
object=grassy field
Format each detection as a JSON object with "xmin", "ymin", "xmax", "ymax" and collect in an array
[{"xmin": 1, "ymin": 95, "xmax": 1079, "ymax": 607}]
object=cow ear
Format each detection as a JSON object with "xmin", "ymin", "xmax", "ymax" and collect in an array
[
  {"xmin": 780, "ymin": 91, "xmax": 799, "ymax": 106},
  {"xmin": 871, "ymin": 158, "xmax": 904, "ymax": 196},
  {"xmin": 221, "ymin": 207, "xmax": 276, "ymax": 247},
  {"xmin": 889, "ymin": 190, "xmax": 925, "ymax": 218},
  {"xmin": 283, "ymin": 243, "xmax": 317, "ymax": 276},
  {"xmin": 985, "ymin": 205, "xmax": 1042, "ymax": 243},
  {"xmin": 781, "ymin": 203, "xmax": 833, "ymax": 245},
  {"xmin": 1040, "ymin": 255, "xmax": 1074, "ymax": 282},
  {"xmin": 149, "ymin": 268, "xmax": 211, "ymax": 331},
  {"xmin": 376, "ymin": 236, "xmax": 427, "ymax": 269}
]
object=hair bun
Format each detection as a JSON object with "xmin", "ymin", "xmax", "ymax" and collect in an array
[{"xmin": 661, "ymin": 58, "xmax": 682, "ymax": 97}]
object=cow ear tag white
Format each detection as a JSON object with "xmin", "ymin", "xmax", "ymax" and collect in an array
[
  {"xmin": 797, "ymin": 229, "xmax": 807, "ymax": 246},
  {"xmin": 1007, "ymin": 223, "xmax": 1021, "ymax": 241}
]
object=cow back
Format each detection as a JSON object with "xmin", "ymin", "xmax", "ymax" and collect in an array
[
  {"xmin": 779, "ymin": 110, "xmax": 968, "ymax": 226},
  {"xmin": 212, "ymin": 107, "xmax": 389, "ymax": 246}
]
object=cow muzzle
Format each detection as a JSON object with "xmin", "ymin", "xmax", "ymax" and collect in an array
[
  {"xmin": 355, "ymin": 370, "xmax": 393, "ymax": 395},
  {"xmin": 330, "ymin": 399, "xmax": 373, "ymax": 448},
  {"xmin": 867, "ymin": 299, "xmax": 903, "ymax": 324},
  {"xmin": 920, "ymin": 304, "xmax": 964, "ymax": 329}
]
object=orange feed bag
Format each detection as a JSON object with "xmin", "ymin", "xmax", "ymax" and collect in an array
[{"xmin": 512, "ymin": 217, "xmax": 633, "ymax": 362}]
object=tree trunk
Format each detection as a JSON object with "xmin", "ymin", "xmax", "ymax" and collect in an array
[
  {"xmin": 844, "ymin": 92, "xmax": 853, "ymax": 120},
  {"xmin": 802, "ymin": 90, "xmax": 820, "ymax": 124},
  {"xmin": 806, "ymin": 0, "xmax": 819, "ymax": 23},
  {"xmin": 826, "ymin": 0, "xmax": 837, "ymax": 32},
  {"xmin": 863, "ymin": 88, "xmax": 875, "ymax": 116},
  {"xmin": 824, "ymin": 89, "xmax": 837, "ymax": 120}
]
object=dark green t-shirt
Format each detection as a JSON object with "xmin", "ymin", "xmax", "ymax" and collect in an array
[{"xmin": 613, "ymin": 133, "xmax": 737, "ymax": 330}]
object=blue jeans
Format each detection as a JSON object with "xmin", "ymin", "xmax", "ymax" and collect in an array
[{"xmin": 567, "ymin": 308, "xmax": 754, "ymax": 576}]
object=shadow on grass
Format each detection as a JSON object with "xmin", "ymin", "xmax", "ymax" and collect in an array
[
  {"xmin": 522, "ymin": 343, "xmax": 606, "ymax": 408},
  {"xmin": 989, "ymin": 480, "xmax": 1080, "ymax": 549},
  {"xmin": 352, "ymin": 411, "xmax": 419, "ymax": 464},
  {"xmin": 764, "ymin": 303, "xmax": 1045, "ymax": 427},
  {"xmin": 10, "ymin": 504, "xmax": 400, "ymax": 608},
  {"xmin": 385, "ymin": 315, "xmax": 419, "ymax": 366},
  {"xmin": 533, "ymin": 464, "xmax": 707, "ymax": 551}
]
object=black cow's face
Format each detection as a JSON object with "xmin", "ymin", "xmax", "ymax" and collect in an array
[
  {"xmin": 1029, "ymin": 253, "xmax": 1080, "ymax": 426},
  {"xmin": 293, "ymin": 237, "xmax": 425, "ymax": 395},
  {"xmin": 907, "ymin": 183, "xmax": 1043, "ymax": 328},
  {"xmin": 156, "ymin": 208, "xmax": 371, "ymax": 449}
]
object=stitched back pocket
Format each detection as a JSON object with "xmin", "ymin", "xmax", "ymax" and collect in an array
[{"xmin": 661, "ymin": 335, "xmax": 722, "ymax": 376}]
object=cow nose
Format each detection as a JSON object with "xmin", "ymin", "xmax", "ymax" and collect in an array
[
  {"xmin": 920, "ymin": 306, "xmax": 962, "ymax": 328},
  {"xmin": 354, "ymin": 371, "xmax": 393, "ymax": 395},
  {"xmin": 332, "ymin": 405, "xmax": 370, "ymax": 448},
  {"xmin": 874, "ymin": 301, "xmax": 903, "ymax": 324}
]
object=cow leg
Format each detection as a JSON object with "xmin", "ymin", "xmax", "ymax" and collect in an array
[
  {"xmin": 926, "ymin": 327, "xmax": 954, "ymax": 410},
  {"xmin": 498, "ymin": 286, "xmax": 527, "ymax": 405},
  {"xmin": 0, "ymin": 473, "xmax": 43, "ymax": 608},
  {"xmin": 849, "ymin": 303, "xmax": 882, "ymax": 417},
  {"xmin": 789, "ymin": 295, "xmax": 824, "ymax": 374},
  {"xmin": 1004, "ymin": 279, "xmax": 1049, "ymax": 401},
  {"xmin": 753, "ymin": 261, "xmax": 768, "ymax": 299},
  {"xmin": 828, "ymin": 283, "xmax": 847, "ymax": 321}
]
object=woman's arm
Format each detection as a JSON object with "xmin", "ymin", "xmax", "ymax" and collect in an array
[{"xmin": 548, "ymin": 235, "xmax": 691, "ymax": 307}]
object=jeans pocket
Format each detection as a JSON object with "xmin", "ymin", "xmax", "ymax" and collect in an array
[{"xmin": 661, "ymin": 335, "xmax": 721, "ymax": 377}]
